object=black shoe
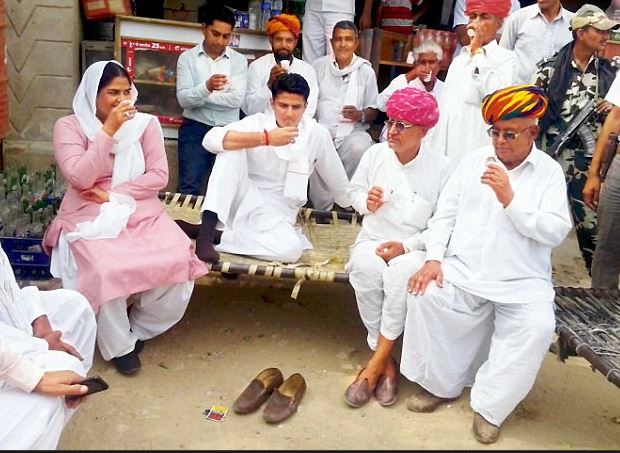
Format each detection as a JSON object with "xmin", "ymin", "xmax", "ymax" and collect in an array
[{"xmin": 112, "ymin": 349, "xmax": 141, "ymax": 375}]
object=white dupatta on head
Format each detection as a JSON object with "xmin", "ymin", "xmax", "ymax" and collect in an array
[
  {"xmin": 64, "ymin": 60, "xmax": 155, "ymax": 244},
  {"xmin": 73, "ymin": 60, "xmax": 153, "ymax": 188}
]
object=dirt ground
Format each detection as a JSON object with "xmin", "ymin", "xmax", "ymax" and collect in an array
[{"xmin": 58, "ymin": 231, "xmax": 620, "ymax": 450}]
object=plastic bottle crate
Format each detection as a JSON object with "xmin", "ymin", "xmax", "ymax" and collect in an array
[{"xmin": 0, "ymin": 236, "xmax": 52, "ymax": 280}]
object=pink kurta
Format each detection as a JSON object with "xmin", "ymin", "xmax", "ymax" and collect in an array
[{"xmin": 43, "ymin": 115, "xmax": 208, "ymax": 310}]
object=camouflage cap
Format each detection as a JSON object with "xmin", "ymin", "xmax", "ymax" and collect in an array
[{"xmin": 570, "ymin": 4, "xmax": 619, "ymax": 31}]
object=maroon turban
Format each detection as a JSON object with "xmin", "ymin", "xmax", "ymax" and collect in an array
[
  {"xmin": 465, "ymin": 0, "xmax": 511, "ymax": 19},
  {"xmin": 386, "ymin": 87, "xmax": 439, "ymax": 129}
]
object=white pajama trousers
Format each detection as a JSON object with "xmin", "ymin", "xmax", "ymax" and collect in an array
[
  {"xmin": 302, "ymin": 9, "xmax": 354, "ymax": 64},
  {"xmin": 309, "ymin": 131, "xmax": 374, "ymax": 210},
  {"xmin": 0, "ymin": 290, "xmax": 96, "ymax": 449},
  {"xmin": 96, "ymin": 281, "xmax": 194, "ymax": 361},
  {"xmin": 203, "ymin": 151, "xmax": 307, "ymax": 263},
  {"xmin": 401, "ymin": 282, "xmax": 556, "ymax": 426},
  {"xmin": 347, "ymin": 241, "xmax": 425, "ymax": 350}
]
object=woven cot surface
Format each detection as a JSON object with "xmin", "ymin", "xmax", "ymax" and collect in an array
[
  {"xmin": 160, "ymin": 192, "xmax": 361, "ymax": 276},
  {"xmin": 554, "ymin": 286, "xmax": 620, "ymax": 386}
]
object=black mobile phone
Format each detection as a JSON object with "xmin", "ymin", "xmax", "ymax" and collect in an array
[{"xmin": 79, "ymin": 375, "xmax": 109, "ymax": 396}]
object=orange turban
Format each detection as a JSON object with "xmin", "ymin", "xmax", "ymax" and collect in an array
[
  {"xmin": 481, "ymin": 84, "xmax": 548, "ymax": 125},
  {"xmin": 465, "ymin": 0, "xmax": 511, "ymax": 19},
  {"xmin": 266, "ymin": 14, "xmax": 301, "ymax": 39}
]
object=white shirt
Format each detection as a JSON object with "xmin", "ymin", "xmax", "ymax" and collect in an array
[
  {"xmin": 0, "ymin": 245, "xmax": 47, "ymax": 392},
  {"xmin": 314, "ymin": 55, "xmax": 379, "ymax": 139},
  {"xmin": 376, "ymin": 75, "xmax": 443, "ymax": 142},
  {"xmin": 424, "ymin": 144, "xmax": 572, "ymax": 304},
  {"xmin": 605, "ymin": 71, "xmax": 620, "ymax": 107},
  {"xmin": 241, "ymin": 54, "xmax": 319, "ymax": 118},
  {"xmin": 427, "ymin": 40, "xmax": 517, "ymax": 163},
  {"xmin": 176, "ymin": 43, "xmax": 248, "ymax": 126},
  {"xmin": 452, "ymin": 0, "xmax": 521, "ymax": 57},
  {"xmin": 306, "ymin": 0, "xmax": 355, "ymax": 14},
  {"xmin": 351, "ymin": 142, "xmax": 451, "ymax": 251},
  {"xmin": 203, "ymin": 112, "xmax": 352, "ymax": 214},
  {"xmin": 499, "ymin": 4, "xmax": 574, "ymax": 84}
]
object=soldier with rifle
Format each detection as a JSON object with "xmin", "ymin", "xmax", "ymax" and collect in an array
[{"xmin": 533, "ymin": 4, "xmax": 619, "ymax": 273}]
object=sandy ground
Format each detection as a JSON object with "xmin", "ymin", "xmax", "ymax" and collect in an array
[{"xmin": 58, "ymin": 231, "xmax": 620, "ymax": 449}]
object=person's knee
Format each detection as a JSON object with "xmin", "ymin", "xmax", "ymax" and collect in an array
[{"xmin": 524, "ymin": 311, "xmax": 556, "ymax": 345}]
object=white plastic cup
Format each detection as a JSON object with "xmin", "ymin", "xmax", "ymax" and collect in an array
[
  {"xmin": 280, "ymin": 60, "xmax": 290, "ymax": 71},
  {"xmin": 423, "ymin": 70, "xmax": 432, "ymax": 83}
]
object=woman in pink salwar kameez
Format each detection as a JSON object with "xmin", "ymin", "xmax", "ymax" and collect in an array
[{"xmin": 43, "ymin": 61, "xmax": 208, "ymax": 375}]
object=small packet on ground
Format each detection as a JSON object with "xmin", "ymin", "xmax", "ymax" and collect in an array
[{"xmin": 204, "ymin": 405, "xmax": 229, "ymax": 422}]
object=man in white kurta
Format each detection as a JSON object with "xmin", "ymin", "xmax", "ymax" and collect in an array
[
  {"xmin": 428, "ymin": 0, "xmax": 517, "ymax": 163},
  {"xmin": 376, "ymin": 40, "xmax": 444, "ymax": 143},
  {"xmin": 403, "ymin": 85, "xmax": 572, "ymax": 444},
  {"xmin": 310, "ymin": 20, "xmax": 379, "ymax": 210},
  {"xmin": 195, "ymin": 73, "xmax": 352, "ymax": 264},
  {"xmin": 499, "ymin": 0, "xmax": 574, "ymax": 84},
  {"xmin": 0, "ymin": 244, "xmax": 97, "ymax": 449},
  {"xmin": 344, "ymin": 87, "xmax": 451, "ymax": 409},
  {"xmin": 241, "ymin": 14, "xmax": 319, "ymax": 119},
  {"xmin": 302, "ymin": 0, "xmax": 373, "ymax": 64}
]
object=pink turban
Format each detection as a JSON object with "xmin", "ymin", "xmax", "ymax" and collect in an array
[
  {"xmin": 386, "ymin": 87, "xmax": 439, "ymax": 129},
  {"xmin": 465, "ymin": 0, "xmax": 511, "ymax": 19}
]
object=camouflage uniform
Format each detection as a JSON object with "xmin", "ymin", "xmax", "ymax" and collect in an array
[{"xmin": 533, "ymin": 56, "xmax": 607, "ymax": 273}]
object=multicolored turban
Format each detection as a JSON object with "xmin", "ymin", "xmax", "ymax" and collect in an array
[
  {"xmin": 386, "ymin": 87, "xmax": 439, "ymax": 129},
  {"xmin": 465, "ymin": 0, "xmax": 511, "ymax": 19},
  {"xmin": 266, "ymin": 14, "xmax": 301, "ymax": 39},
  {"xmin": 481, "ymin": 84, "xmax": 548, "ymax": 125}
]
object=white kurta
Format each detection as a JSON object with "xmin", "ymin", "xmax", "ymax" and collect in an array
[
  {"xmin": 310, "ymin": 55, "xmax": 379, "ymax": 209},
  {"xmin": 241, "ymin": 54, "xmax": 319, "ymax": 118},
  {"xmin": 400, "ymin": 144, "xmax": 572, "ymax": 426},
  {"xmin": 202, "ymin": 112, "xmax": 352, "ymax": 262},
  {"xmin": 346, "ymin": 143, "xmax": 451, "ymax": 349},
  {"xmin": 427, "ymin": 41, "xmax": 518, "ymax": 163},
  {"xmin": 376, "ymin": 75, "xmax": 443, "ymax": 143},
  {"xmin": 0, "ymin": 245, "xmax": 97, "ymax": 449}
]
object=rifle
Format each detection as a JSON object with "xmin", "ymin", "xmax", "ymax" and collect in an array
[
  {"xmin": 547, "ymin": 99, "xmax": 596, "ymax": 159},
  {"xmin": 599, "ymin": 132, "xmax": 619, "ymax": 182}
]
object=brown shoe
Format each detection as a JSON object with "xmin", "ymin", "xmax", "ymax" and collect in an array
[
  {"xmin": 406, "ymin": 384, "xmax": 454, "ymax": 413},
  {"xmin": 374, "ymin": 373, "xmax": 398, "ymax": 407},
  {"xmin": 472, "ymin": 412, "xmax": 500, "ymax": 444},
  {"xmin": 263, "ymin": 373, "xmax": 307, "ymax": 423},
  {"xmin": 344, "ymin": 369, "xmax": 373, "ymax": 408},
  {"xmin": 232, "ymin": 368, "xmax": 284, "ymax": 414}
]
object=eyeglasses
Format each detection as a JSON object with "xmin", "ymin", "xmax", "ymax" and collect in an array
[
  {"xmin": 487, "ymin": 127, "xmax": 530, "ymax": 141},
  {"xmin": 385, "ymin": 119, "xmax": 415, "ymax": 132}
]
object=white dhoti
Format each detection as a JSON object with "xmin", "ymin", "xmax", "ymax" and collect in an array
[
  {"xmin": 401, "ymin": 281, "xmax": 556, "ymax": 426},
  {"xmin": 203, "ymin": 151, "xmax": 311, "ymax": 263},
  {"xmin": 96, "ymin": 281, "xmax": 194, "ymax": 361},
  {"xmin": 0, "ymin": 289, "xmax": 96, "ymax": 449},
  {"xmin": 309, "ymin": 130, "xmax": 374, "ymax": 210},
  {"xmin": 302, "ymin": 9, "xmax": 354, "ymax": 64},
  {"xmin": 347, "ymin": 241, "xmax": 425, "ymax": 350}
]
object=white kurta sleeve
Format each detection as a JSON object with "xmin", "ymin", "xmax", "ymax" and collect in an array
[
  {"xmin": 0, "ymin": 332, "xmax": 44, "ymax": 392},
  {"xmin": 202, "ymin": 114, "xmax": 262, "ymax": 154},
  {"xmin": 241, "ymin": 59, "xmax": 272, "ymax": 116},
  {"xmin": 302, "ymin": 68, "xmax": 319, "ymax": 118},
  {"xmin": 423, "ymin": 168, "xmax": 463, "ymax": 262},
  {"xmin": 18, "ymin": 286, "xmax": 45, "ymax": 325},
  {"xmin": 313, "ymin": 129, "xmax": 353, "ymax": 208},
  {"xmin": 349, "ymin": 150, "xmax": 372, "ymax": 215},
  {"xmin": 498, "ymin": 14, "xmax": 517, "ymax": 50},
  {"xmin": 362, "ymin": 68, "xmax": 379, "ymax": 110},
  {"xmin": 503, "ymin": 165, "xmax": 572, "ymax": 248},
  {"xmin": 470, "ymin": 50, "xmax": 517, "ymax": 97}
]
